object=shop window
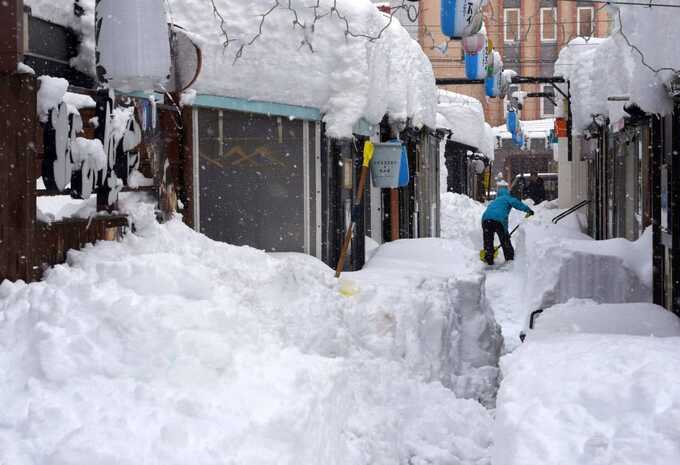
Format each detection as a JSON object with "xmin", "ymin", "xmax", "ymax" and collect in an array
[{"xmin": 504, "ymin": 8, "xmax": 520, "ymax": 43}]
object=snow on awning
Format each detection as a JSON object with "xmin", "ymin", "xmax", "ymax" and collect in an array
[
  {"xmin": 555, "ymin": 4, "xmax": 680, "ymax": 130},
  {"xmin": 436, "ymin": 89, "xmax": 495, "ymax": 159},
  {"xmin": 25, "ymin": 0, "xmax": 437, "ymax": 139}
]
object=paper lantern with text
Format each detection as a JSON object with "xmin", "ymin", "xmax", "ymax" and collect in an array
[
  {"xmin": 441, "ymin": 0, "xmax": 484, "ymax": 39},
  {"xmin": 464, "ymin": 42, "xmax": 489, "ymax": 80},
  {"xmin": 485, "ymin": 51, "xmax": 504, "ymax": 97},
  {"xmin": 506, "ymin": 109, "xmax": 518, "ymax": 135}
]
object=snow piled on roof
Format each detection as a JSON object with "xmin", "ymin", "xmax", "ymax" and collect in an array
[
  {"xmin": 26, "ymin": 0, "xmax": 437, "ymax": 138},
  {"xmin": 437, "ymin": 89, "xmax": 495, "ymax": 158},
  {"xmin": 494, "ymin": 118, "xmax": 555, "ymax": 141},
  {"xmin": 555, "ymin": 4, "xmax": 680, "ymax": 129},
  {"xmin": 175, "ymin": 0, "xmax": 437, "ymax": 137},
  {"xmin": 26, "ymin": 0, "xmax": 97, "ymax": 77}
]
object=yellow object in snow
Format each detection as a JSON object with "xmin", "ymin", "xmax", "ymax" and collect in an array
[
  {"xmin": 363, "ymin": 140, "xmax": 375, "ymax": 167},
  {"xmin": 339, "ymin": 279, "xmax": 360, "ymax": 297},
  {"xmin": 479, "ymin": 247, "xmax": 500, "ymax": 262}
]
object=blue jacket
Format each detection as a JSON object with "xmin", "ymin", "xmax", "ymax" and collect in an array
[{"xmin": 482, "ymin": 187, "xmax": 532, "ymax": 231}]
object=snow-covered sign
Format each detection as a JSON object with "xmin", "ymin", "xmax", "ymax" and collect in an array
[
  {"xmin": 95, "ymin": 0, "xmax": 171, "ymax": 92},
  {"xmin": 370, "ymin": 142, "xmax": 403, "ymax": 188},
  {"xmin": 440, "ymin": 0, "xmax": 484, "ymax": 39}
]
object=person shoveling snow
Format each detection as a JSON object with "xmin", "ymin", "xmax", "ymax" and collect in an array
[{"xmin": 481, "ymin": 182, "xmax": 533, "ymax": 265}]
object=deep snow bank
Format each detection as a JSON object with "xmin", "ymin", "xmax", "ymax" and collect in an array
[
  {"xmin": 355, "ymin": 238, "xmax": 502, "ymax": 406},
  {"xmin": 493, "ymin": 332, "xmax": 680, "ymax": 465},
  {"xmin": 440, "ymin": 192, "xmax": 486, "ymax": 250},
  {"xmin": 0, "ymin": 208, "xmax": 495, "ymax": 464},
  {"xmin": 528, "ymin": 299, "xmax": 680, "ymax": 338},
  {"xmin": 517, "ymin": 223, "xmax": 652, "ymax": 311}
]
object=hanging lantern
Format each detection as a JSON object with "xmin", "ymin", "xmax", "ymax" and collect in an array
[
  {"xmin": 95, "ymin": 0, "xmax": 171, "ymax": 92},
  {"xmin": 462, "ymin": 31, "xmax": 486, "ymax": 54},
  {"xmin": 464, "ymin": 42, "xmax": 489, "ymax": 80},
  {"xmin": 506, "ymin": 109, "xmax": 518, "ymax": 135},
  {"xmin": 485, "ymin": 73, "xmax": 500, "ymax": 98},
  {"xmin": 512, "ymin": 128, "xmax": 525, "ymax": 148},
  {"xmin": 441, "ymin": 0, "xmax": 484, "ymax": 39},
  {"xmin": 485, "ymin": 52, "xmax": 503, "ymax": 98}
]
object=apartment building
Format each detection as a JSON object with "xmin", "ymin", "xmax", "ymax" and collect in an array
[{"xmin": 417, "ymin": 0, "xmax": 611, "ymax": 126}]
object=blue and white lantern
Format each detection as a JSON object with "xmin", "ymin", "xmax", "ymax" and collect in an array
[
  {"xmin": 485, "ymin": 73, "xmax": 500, "ymax": 98},
  {"xmin": 464, "ymin": 42, "xmax": 489, "ymax": 80},
  {"xmin": 512, "ymin": 129, "xmax": 525, "ymax": 148},
  {"xmin": 485, "ymin": 51, "xmax": 503, "ymax": 98},
  {"xmin": 441, "ymin": 0, "xmax": 484, "ymax": 39}
]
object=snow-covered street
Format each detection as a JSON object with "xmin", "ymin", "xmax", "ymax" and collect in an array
[
  {"xmin": 3, "ymin": 0, "xmax": 680, "ymax": 464},
  {"xmin": 1, "ymin": 200, "xmax": 501, "ymax": 464},
  {"xmin": 2, "ymin": 191, "xmax": 677, "ymax": 464}
]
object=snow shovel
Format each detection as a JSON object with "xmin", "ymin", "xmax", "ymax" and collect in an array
[
  {"xmin": 479, "ymin": 223, "xmax": 521, "ymax": 263},
  {"xmin": 335, "ymin": 140, "xmax": 374, "ymax": 279}
]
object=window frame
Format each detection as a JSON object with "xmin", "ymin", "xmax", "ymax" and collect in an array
[
  {"xmin": 504, "ymin": 8, "xmax": 521, "ymax": 43},
  {"xmin": 540, "ymin": 7, "xmax": 558, "ymax": 43},
  {"xmin": 577, "ymin": 6, "xmax": 595, "ymax": 37},
  {"xmin": 540, "ymin": 84, "xmax": 556, "ymax": 118}
]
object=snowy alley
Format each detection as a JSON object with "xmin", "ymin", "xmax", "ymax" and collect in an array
[{"xmin": 2, "ymin": 0, "xmax": 680, "ymax": 464}]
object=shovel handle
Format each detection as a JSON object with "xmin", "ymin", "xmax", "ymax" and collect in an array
[{"xmin": 335, "ymin": 164, "xmax": 371, "ymax": 278}]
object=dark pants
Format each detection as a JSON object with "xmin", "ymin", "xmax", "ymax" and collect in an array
[{"xmin": 482, "ymin": 219, "xmax": 514, "ymax": 265}]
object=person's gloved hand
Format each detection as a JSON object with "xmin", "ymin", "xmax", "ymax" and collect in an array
[{"xmin": 525, "ymin": 209, "xmax": 535, "ymax": 218}]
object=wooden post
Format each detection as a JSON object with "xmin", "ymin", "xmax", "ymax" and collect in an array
[
  {"xmin": 0, "ymin": 74, "xmax": 38, "ymax": 281},
  {"xmin": 390, "ymin": 188, "xmax": 399, "ymax": 241},
  {"xmin": 0, "ymin": 0, "xmax": 24, "ymax": 74}
]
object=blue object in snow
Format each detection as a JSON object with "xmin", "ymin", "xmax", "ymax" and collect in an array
[
  {"xmin": 388, "ymin": 139, "xmax": 410, "ymax": 187},
  {"xmin": 482, "ymin": 186, "xmax": 532, "ymax": 232}
]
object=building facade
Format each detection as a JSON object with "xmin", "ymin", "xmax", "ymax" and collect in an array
[{"xmin": 417, "ymin": 0, "xmax": 611, "ymax": 126}]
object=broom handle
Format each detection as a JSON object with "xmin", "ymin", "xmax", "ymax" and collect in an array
[{"xmin": 335, "ymin": 164, "xmax": 370, "ymax": 278}]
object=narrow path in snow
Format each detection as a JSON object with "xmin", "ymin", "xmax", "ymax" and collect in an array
[{"xmin": 483, "ymin": 263, "xmax": 526, "ymax": 353}]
